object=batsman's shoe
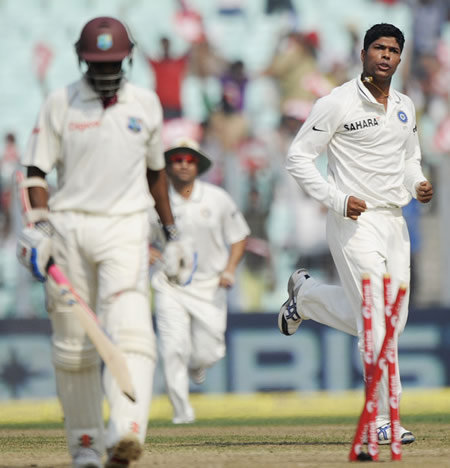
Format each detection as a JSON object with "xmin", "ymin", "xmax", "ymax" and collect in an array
[
  {"xmin": 377, "ymin": 423, "xmax": 416, "ymax": 445},
  {"xmin": 73, "ymin": 447, "xmax": 102, "ymax": 468},
  {"xmin": 189, "ymin": 367, "xmax": 206, "ymax": 385},
  {"xmin": 105, "ymin": 433, "xmax": 142, "ymax": 468},
  {"xmin": 278, "ymin": 269, "xmax": 310, "ymax": 336}
]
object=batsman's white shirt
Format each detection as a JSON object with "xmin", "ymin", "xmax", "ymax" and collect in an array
[
  {"xmin": 286, "ymin": 76, "xmax": 425, "ymax": 214},
  {"xmin": 285, "ymin": 76, "xmax": 428, "ymax": 426},
  {"xmin": 23, "ymin": 78, "xmax": 165, "ymax": 215}
]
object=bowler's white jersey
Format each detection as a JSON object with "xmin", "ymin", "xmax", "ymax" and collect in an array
[
  {"xmin": 286, "ymin": 76, "xmax": 426, "ymax": 214},
  {"xmin": 23, "ymin": 78, "xmax": 165, "ymax": 215}
]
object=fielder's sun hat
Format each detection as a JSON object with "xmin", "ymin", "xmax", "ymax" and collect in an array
[{"xmin": 164, "ymin": 137, "xmax": 212, "ymax": 175}]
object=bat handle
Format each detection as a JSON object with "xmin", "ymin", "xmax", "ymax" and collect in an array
[{"xmin": 47, "ymin": 259, "xmax": 67, "ymax": 285}]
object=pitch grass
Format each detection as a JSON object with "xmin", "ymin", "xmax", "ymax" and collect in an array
[{"xmin": 1, "ymin": 389, "xmax": 450, "ymax": 467}]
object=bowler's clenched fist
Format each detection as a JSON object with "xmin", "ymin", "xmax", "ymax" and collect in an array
[
  {"xmin": 416, "ymin": 180, "xmax": 433, "ymax": 203},
  {"xmin": 347, "ymin": 196, "xmax": 367, "ymax": 220}
]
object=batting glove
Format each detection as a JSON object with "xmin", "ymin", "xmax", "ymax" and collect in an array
[{"xmin": 17, "ymin": 221, "xmax": 53, "ymax": 282}]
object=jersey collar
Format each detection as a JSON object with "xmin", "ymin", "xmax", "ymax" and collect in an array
[
  {"xmin": 169, "ymin": 180, "xmax": 203, "ymax": 204},
  {"xmin": 78, "ymin": 77, "xmax": 132, "ymax": 103},
  {"xmin": 356, "ymin": 76, "xmax": 401, "ymax": 106}
]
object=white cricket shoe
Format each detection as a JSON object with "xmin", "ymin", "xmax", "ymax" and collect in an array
[
  {"xmin": 189, "ymin": 367, "xmax": 206, "ymax": 385},
  {"xmin": 278, "ymin": 269, "xmax": 310, "ymax": 336},
  {"xmin": 73, "ymin": 447, "xmax": 102, "ymax": 468},
  {"xmin": 173, "ymin": 415, "xmax": 196, "ymax": 424},
  {"xmin": 105, "ymin": 433, "xmax": 142, "ymax": 468},
  {"xmin": 377, "ymin": 423, "xmax": 416, "ymax": 445}
]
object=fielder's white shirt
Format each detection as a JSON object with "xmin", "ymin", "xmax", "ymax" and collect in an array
[
  {"xmin": 23, "ymin": 78, "xmax": 165, "ymax": 215},
  {"xmin": 153, "ymin": 180, "xmax": 250, "ymax": 285},
  {"xmin": 286, "ymin": 76, "xmax": 426, "ymax": 215}
]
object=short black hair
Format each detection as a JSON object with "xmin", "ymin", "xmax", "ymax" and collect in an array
[{"xmin": 363, "ymin": 23, "xmax": 405, "ymax": 52}]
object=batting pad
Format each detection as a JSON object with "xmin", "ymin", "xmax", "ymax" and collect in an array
[
  {"xmin": 104, "ymin": 353, "xmax": 156, "ymax": 447},
  {"xmin": 55, "ymin": 364, "xmax": 105, "ymax": 457},
  {"xmin": 102, "ymin": 291, "xmax": 157, "ymax": 447}
]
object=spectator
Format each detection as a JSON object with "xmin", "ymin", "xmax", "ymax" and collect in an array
[
  {"xmin": 262, "ymin": 31, "xmax": 333, "ymax": 111},
  {"xmin": 241, "ymin": 186, "xmax": 275, "ymax": 311},
  {"xmin": 182, "ymin": 36, "xmax": 226, "ymax": 124},
  {"xmin": 0, "ymin": 133, "xmax": 19, "ymax": 239},
  {"xmin": 209, "ymin": 60, "xmax": 250, "ymax": 150},
  {"xmin": 220, "ymin": 60, "xmax": 248, "ymax": 114},
  {"xmin": 146, "ymin": 36, "xmax": 189, "ymax": 120},
  {"xmin": 403, "ymin": 0, "xmax": 450, "ymax": 110}
]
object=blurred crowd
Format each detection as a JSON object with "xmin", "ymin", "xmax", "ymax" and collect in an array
[{"xmin": 1, "ymin": 0, "xmax": 449, "ymax": 317}]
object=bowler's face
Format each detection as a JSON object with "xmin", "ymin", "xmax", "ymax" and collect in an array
[{"xmin": 361, "ymin": 36, "xmax": 402, "ymax": 82}]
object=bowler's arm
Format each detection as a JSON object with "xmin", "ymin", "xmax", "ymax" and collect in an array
[{"xmin": 286, "ymin": 95, "xmax": 349, "ymax": 216}]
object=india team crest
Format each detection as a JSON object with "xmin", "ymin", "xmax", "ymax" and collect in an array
[
  {"xmin": 397, "ymin": 111, "xmax": 408, "ymax": 123},
  {"xmin": 201, "ymin": 208, "xmax": 211, "ymax": 218},
  {"xmin": 97, "ymin": 33, "xmax": 113, "ymax": 51}
]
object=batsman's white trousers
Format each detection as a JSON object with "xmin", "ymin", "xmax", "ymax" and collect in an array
[
  {"xmin": 46, "ymin": 211, "xmax": 156, "ymax": 456},
  {"xmin": 297, "ymin": 208, "xmax": 410, "ymax": 425},
  {"xmin": 154, "ymin": 278, "xmax": 227, "ymax": 422}
]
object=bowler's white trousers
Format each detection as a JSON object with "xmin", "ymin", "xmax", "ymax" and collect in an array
[
  {"xmin": 297, "ymin": 208, "xmax": 410, "ymax": 424},
  {"xmin": 154, "ymin": 277, "xmax": 227, "ymax": 422}
]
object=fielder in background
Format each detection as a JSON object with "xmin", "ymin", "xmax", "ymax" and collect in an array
[
  {"xmin": 17, "ymin": 17, "xmax": 192, "ymax": 468},
  {"xmin": 278, "ymin": 23, "xmax": 433, "ymax": 445},
  {"xmin": 151, "ymin": 138, "xmax": 250, "ymax": 424}
]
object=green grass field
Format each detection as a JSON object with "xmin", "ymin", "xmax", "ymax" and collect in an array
[{"xmin": 1, "ymin": 388, "xmax": 450, "ymax": 467}]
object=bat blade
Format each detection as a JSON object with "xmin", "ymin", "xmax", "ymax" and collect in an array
[{"xmin": 48, "ymin": 263, "xmax": 136, "ymax": 402}]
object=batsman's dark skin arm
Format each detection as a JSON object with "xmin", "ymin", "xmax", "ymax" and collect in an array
[
  {"xmin": 147, "ymin": 168, "xmax": 175, "ymax": 226},
  {"xmin": 26, "ymin": 166, "xmax": 49, "ymax": 209}
]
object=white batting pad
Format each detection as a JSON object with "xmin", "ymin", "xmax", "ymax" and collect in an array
[
  {"xmin": 104, "ymin": 353, "xmax": 155, "ymax": 447},
  {"xmin": 102, "ymin": 291, "xmax": 157, "ymax": 447},
  {"xmin": 55, "ymin": 365, "xmax": 105, "ymax": 457}
]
